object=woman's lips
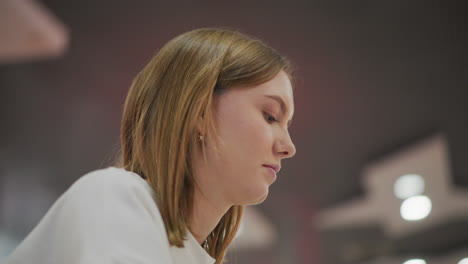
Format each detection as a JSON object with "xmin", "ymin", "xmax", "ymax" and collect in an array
[
  {"xmin": 262, "ymin": 164, "xmax": 280, "ymax": 173},
  {"xmin": 262, "ymin": 165, "xmax": 278, "ymax": 178}
]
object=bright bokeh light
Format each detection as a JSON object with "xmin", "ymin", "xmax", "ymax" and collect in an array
[
  {"xmin": 394, "ymin": 174, "xmax": 425, "ymax": 199},
  {"xmin": 458, "ymin": 257, "xmax": 468, "ymax": 264},
  {"xmin": 400, "ymin": 195, "xmax": 432, "ymax": 221},
  {"xmin": 403, "ymin": 259, "xmax": 426, "ymax": 264}
]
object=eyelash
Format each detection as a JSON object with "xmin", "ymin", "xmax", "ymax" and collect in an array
[{"xmin": 263, "ymin": 112, "xmax": 279, "ymax": 123}]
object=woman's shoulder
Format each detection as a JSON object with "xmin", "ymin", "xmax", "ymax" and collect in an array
[
  {"xmin": 5, "ymin": 167, "xmax": 173, "ymax": 264},
  {"xmin": 71, "ymin": 166, "xmax": 148, "ymax": 189},
  {"xmin": 66, "ymin": 167, "xmax": 154, "ymax": 201},
  {"xmin": 57, "ymin": 166, "xmax": 161, "ymax": 222}
]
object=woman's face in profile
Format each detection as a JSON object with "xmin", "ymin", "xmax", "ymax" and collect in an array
[{"xmin": 202, "ymin": 70, "xmax": 296, "ymax": 206}]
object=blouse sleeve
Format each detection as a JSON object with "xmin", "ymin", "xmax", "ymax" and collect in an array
[{"xmin": 5, "ymin": 169, "xmax": 173, "ymax": 264}]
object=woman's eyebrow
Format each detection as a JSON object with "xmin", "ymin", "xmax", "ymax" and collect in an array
[{"xmin": 264, "ymin": 95, "xmax": 293, "ymax": 128}]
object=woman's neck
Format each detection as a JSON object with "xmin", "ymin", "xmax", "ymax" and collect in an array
[{"xmin": 190, "ymin": 185, "xmax": 230, "ymax": 245}]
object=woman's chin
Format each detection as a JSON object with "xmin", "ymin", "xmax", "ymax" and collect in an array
[{"xmin": 239, "ymin": 187, "xmax": 270, "ymax": 206}]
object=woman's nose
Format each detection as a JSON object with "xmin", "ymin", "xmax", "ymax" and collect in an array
[{"xmin": 277, "ymin": 132, "xmax": 296, "ymax": 159}]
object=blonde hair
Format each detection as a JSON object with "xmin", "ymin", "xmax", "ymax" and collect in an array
[{"xmin": 119, "ymin": 27, "xmax": 291, "ymax": 263}]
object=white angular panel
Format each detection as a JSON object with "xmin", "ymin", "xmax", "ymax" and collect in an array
[{"xmin": 315, "ymin": 133, "xmax": 468, "ymax": 238}]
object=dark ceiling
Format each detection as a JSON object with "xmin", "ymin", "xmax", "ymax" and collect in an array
[{"xmin": 1, "ymin": 1, "xmax": 467, "ymax": 264}]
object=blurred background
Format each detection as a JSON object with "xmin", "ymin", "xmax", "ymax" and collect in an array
[{"xmin": 1, "ymin": 0, "xmax": 467, "ymax": 263}]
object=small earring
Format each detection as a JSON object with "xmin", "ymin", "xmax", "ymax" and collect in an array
[{"xmin": 197, "ymin": 133, "xmax": 203, "ymax": 142}]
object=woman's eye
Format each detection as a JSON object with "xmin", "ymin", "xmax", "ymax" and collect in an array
[{"xmin": 264, "ymin": 112, "xmax": 278, "ymax": 123}]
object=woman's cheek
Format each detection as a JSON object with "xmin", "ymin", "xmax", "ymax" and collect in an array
[{"xmin": 253, "ymin": 124, "xmax": 274, "ymax": 149}]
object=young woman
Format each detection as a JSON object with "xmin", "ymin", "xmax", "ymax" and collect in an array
[{"xmin": 5, "ymin": 27, "xmax": 296, "ymax": 264}]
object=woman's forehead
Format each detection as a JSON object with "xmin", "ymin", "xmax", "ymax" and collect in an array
[{"xmin": 219, "ymin": 72, "xmax": 293, "ymax": 106}]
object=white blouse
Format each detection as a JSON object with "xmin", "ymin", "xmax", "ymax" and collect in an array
[{"xmin": 5, "ymin": 167, "xmax": 215, "ymax": 264}]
